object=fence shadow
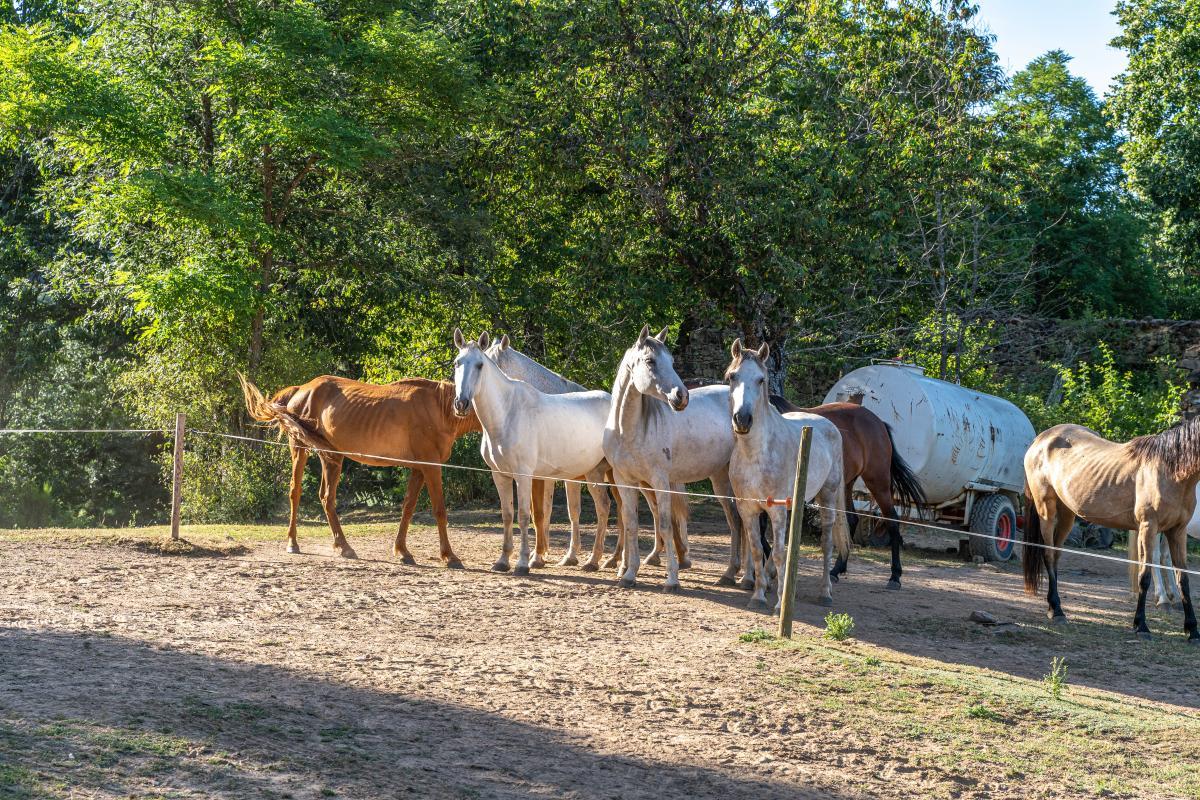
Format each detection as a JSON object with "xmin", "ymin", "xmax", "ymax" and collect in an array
[{"xmin": 0, "ymin": 627, "xmax": 850, "ymax": 800}]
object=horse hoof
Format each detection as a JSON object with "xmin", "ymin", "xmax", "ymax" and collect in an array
[
  {"xmin": 886, "ymin": 580, "xmax": 901, "ymax": 591},
  {"xmin": 286, "ymin": 543, "xmax": 301, "ymax": 554},
  {"xmin": 618, "ymin": 577, "xmax": 636, "ymax": 589},
  {"xmin": 530, "ymin": 558, "xmax": 546, "ymax": 569},
  {"xmin": 580, "ymin": 561, "xmax": 599, "ymax": 572},
  {"xmin": 737, "ymin": 578, "xmax": 755, "ymax": 591},
  {"xmin": 663, "ymin": 582, "xmax": 681, "ymax": 594},
  {"xmin": 558, "ymin": 556, "xmax": 579, "ymax": 567},
  {"xmin": 398, "ymin": 553, "xmax": 416, "ymax": 566},
  {"xmin": 829, "ymin": 572, "xmax": 839, "ymax": 584},
  {"xmin": 338, "ymin": 547, "xmax": 358, "ymax": 560},
  {"xmin": 679, "ymin": 559, "xmax": 693, "ymax": 570},
  {"xmin": 514, "ymin": 565, "xmax": 531, "ymax": 576},
  {"xmin": 491, "ymin": 561, "xmax": 510, "ymax": 573},
  {"xmin": 818, "ymin": 596, "xmax": 834, "ymax": 607},
  {"xmin": 716, "ymin": 576, "xmax": 737, "ymax": 587},
  {"xmin": 747, "ymin": 597, "xmax": 768, "ymax": 610},
  {"xmin": 644, "ymin": 554, "xmax": 662, "ymax": 567},
  {"xmin": 446, "ymin": 559, "xmax": 464, "ymax": 570},
  {"xmin": 1135, "ymin": 629, "xmax": 1152, "ymax": 641},
  {"xmin": 1047, "ymin": 612, "xmax": 1068, "ymax": 624},
  {"xmin": 1186, "ymin": 636, "xmax": 1200, "ymax": 647},
  {"xmin": 601, "ymin": 556, "xmax": 619, "ymax": 569}
]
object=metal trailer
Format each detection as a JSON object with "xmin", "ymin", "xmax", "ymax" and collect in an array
[{"xmin": 822, "ymin": 361, "xmax": 1036, "ymax": 561}]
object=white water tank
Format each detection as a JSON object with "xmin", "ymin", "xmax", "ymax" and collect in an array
[{"xmin": 823, "ymin": 362, "xmax": 1035, "ymax": 505}]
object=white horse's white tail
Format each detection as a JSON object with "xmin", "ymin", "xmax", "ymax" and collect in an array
[{"xmin": 830, "ymin": 449, "xmax": 851, "ymax": 562}]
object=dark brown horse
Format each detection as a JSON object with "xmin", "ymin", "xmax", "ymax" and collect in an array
[
  {"xmin": 770, "ymin": 396, "xmax": 925, "ymax": 589},
  {"xmin": 241, "ymin": 374, "xmax": 490, "ymax": 566}
]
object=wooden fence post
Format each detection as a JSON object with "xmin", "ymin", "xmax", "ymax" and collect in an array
[
  {"xmin": 170, "ymin": 412, "xmax": 185, "ymax": 541},
  {"xmin": 778, "ymin": 425, "xmax": 813, "ymax": 639}
]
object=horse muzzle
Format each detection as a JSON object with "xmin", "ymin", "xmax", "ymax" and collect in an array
[
  {"xmin": 667, "ymin": 388, "xmax": 689, "ymax": 412},
  {"xmin": 452, "ymin": 398, "xmax": 471, "ymax": 417},
  {"xmin": 732, "ymin": 413, "xmax": 752, "ymax": 435}
]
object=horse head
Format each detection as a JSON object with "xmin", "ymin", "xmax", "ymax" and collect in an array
[
  {"xmin": 724, "ymin": 338, "xmax": 770, "ymax": 435},
  {"xmin": 626, "ymin": 324, "xmax": 688, "ymax": 411},
  {"xmin": 452, "ymin": 328, "xmax": 492, "ymax": 417}
]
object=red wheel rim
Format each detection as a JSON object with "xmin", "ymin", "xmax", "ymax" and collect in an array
[{"xmin": 996, "ymin": 513, "xmax": 1013, "ymax": 556}]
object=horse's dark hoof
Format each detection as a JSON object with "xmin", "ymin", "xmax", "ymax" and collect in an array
[
  {"xmin": 558, "ymin": 556, "xmax": 579, "ymax": 567},
  {"xmin": 1187, "ymin": 636, "xmax": 1200, "ymax": 647},
  {"xmin": 1048, "ymin": 612, "xmax": 1068, "ymax": 624},
  {"xmin": 737, "ymin": 578, "xmax": 755, "ymax": 591},
  {"xmin": 716, "ymin": 575, "xmax": 737, "ymax": 587},
  {"xmin": 580, "ymin": 562, "xmax": 599, "ymax": 573},
  {"xmin": 818, "ymin": 596, "xmax": 834, "ymax": 607},
  {"xmin": 618, "ymin": 577, "xmax": 636, "ymax": 589},
  {"xmin": 530, "ymin": 558, "xmax": 546, "ymax": 569},
  {"xmin": 662, "ymin": 582, "xmax": 681, "ymax": 594},
  {"xmin": 1135, "ymin": 629, "xmax": 1152, "ymax": 641},
  {"xmin": 491, "ymin": 561, "xmax": 510, "ymax": 573},
  {"xmin": 886, "ymin": 579, "xmax": 901, "ymax": 591},
  {"xmin": 514, "ymin": 565, "xmax": 530, "ymax": 576},
  {"xmin": 747, "ymin": 597, "xmax": 768, "ymax": 610},
  {"xmin": 446, "ymin": 559, "xmax": 465, "ymax": 570},
  {"xmin": 338, "ymin": 547, "xmax": 358, "ymax": 560},
  {"xmin": 644, "ymin": 554, "xmax": 662, "ymax": 567},
  {"xmin": 678, "ymin": 559, "xmax": 693, "ymax": 570},
  {"xmin": 830, "ymin": 572, "xmax": 840, "ymax": 584},
  {"xmin": 394, "ymin": 551, "xmax": 416, "ymax": 565},
  {"xmin": 601, "ymin": 556, "xmax": 619, "ymax": 569}
]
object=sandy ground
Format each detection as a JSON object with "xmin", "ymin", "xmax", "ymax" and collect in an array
[{"xmin": 0, "ymin": 503, "xmax": 1198, "ymax": 799}]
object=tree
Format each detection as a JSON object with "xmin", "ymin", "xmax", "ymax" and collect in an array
[
  {"xmin": 1110, "ymin": 0, "xmax": 1200, "ymax": 315},
  {"xmin": 995, "ymin": 50, "xmax": 1158, "ymax": 317}
]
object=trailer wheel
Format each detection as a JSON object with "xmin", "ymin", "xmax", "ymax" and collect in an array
[{"xmin": 969, "ymin": 494, "xmax": 1017, "ymax": 562}]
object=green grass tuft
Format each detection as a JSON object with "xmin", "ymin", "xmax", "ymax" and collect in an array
[{"xmin": 823, "ymin": 612, "xmax": 855, "ymax": 641}]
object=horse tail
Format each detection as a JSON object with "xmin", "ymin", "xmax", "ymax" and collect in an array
[
  {"xmin": 885, "ymin": 424, "xmax": 926, "ymax": 517},
  {"xmin": 828, "ymin": 442, "xmax": 852, "ymax": 562},
  {"xmin": 238, "ymin": 373, "xmax": 332, "ymax": 455},
  {"xmin": 1022, "ymin": 487, "xmax": 1043, "ymax": 594}
]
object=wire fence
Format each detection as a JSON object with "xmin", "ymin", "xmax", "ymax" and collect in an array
[{"xmin": 2, "ymin": 426, "xmax": 1198, "ymax": 579}]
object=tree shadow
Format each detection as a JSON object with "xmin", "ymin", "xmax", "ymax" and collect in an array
[{"xmin": 0, "ymin": 627, "xmax": 849, "ymax": 800}]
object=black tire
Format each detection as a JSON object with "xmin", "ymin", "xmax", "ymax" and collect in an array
[{"xmin": 968, "ymin": 493, "xmax": 1018, "ymax": 562}]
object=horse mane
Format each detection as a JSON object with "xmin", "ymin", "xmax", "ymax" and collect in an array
[{"xmin": 1128, "ymin": 416, "xmax": 1200, "ymax": 480}]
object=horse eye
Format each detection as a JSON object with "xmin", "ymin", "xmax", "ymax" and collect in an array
[
  {"xmin": 476, "ymin": 363, "xmax": 483, "ymax": 370},
  {"xmin": 646, "ymin": 358, "xmax": 655, "ymax": 367},
  {"xmin": 759, "ymin": 378, "xmax": 765, "ymax": 385}
]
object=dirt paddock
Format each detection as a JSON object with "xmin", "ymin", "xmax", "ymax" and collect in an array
[{"xmin": 1, "ymin": 503, "xmax": 1198, "ymax": 799}]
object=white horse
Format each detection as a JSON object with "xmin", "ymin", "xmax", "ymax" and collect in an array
[
  {"xmin": 603, "ymin": 325, "xmax": 744, "ymax": 591},
  {"xmin": 725, "ymin": 340, "xmax": 851, "ymax": 610},
  {"xmin": 485, "ymin": 335, "xmax": 689, "ymax": 570},
  {"xmin": 1144, "ymin": 483, "xmax": 1200, "ymax": 607},
  {"xmin": 452, "ymin": 329, "xmax": 612, "ymax": 574}
]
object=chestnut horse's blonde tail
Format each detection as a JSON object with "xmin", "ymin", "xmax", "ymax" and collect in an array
[{"xmin": 238, "ymin": 373, "xmax": 332, "ymax": 455}]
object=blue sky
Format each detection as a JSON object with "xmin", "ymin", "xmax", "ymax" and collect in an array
[{"xmin": 974, "ymin": 0, "xmax": 1127, "ymax": 96}]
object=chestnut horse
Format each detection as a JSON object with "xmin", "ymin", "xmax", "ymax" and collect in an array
[
  {"xmin": 240, "ymin": 375, "xmax": 482, "ymax": 566},
  {"xmin": 767, "ymin": 396, "xmax": 924, "ymax": 590}
]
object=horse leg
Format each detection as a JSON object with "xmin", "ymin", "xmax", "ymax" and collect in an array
[
  {"xmin": 491, "ymin": 472, "xmax": 515, "ymax": 572},
  {"xmin": 828, "ymin": 484, "xmax": 853, "ymax": 583},
  {"xmin": 815, "ymin": 485, "xmax": 837, "ymax": 607},
  {"xmin": 531, "ymin": 479, "xmax": 549, "ymax": 569},
  {"xmin": 768, "ymin": 505, "xmax": 788, "ymax": 613},
  {"xmin": 580, "ymin": 473, "xmax": 609, "ymax": 572},
  {"xmin": 318, "ymin": 454, "xmax": 355, "ymax": 559},
  {"xmin": 1165, "ymin": 529, "xmax": 1199, "ymax": 644},
  {"xmin": 393, "ymin": 467, "xmax": 425, "ymax": 563},
  {"xmin": 513, "ymin": 473, "xmax": 536, "ymax": 576},
  {"xmin": 1154, "ymin": 534, "xmax": 1182, "ymax": 607},
  {"xmin": 601, "ymin": 483, "xmax": 624, "ymax": 570},
  {"xmin": 712, "ymin": 471, "xmax": 743, "ymax": 587},
  {"xmin": 285, "ymin": 443, "xmax": 308, "ymax": 554},
  {"xmin": 652, "ymin": 486, "xmax": 681, "ymax": 593},
  {"xmin": 559, "ymin": 478, "xmax": 583, "ymax": 567},
  {"xmin": 641, "ymin": 488, "xmax": 663, "ymax": 567},
  {"xmin": 424, "ymin": 467, "xmax": 461, "ymax": 568},
  {"xmin": 738, "ymin": 502, "xmax": 768, "ymax": 608},
  {"xmin": 615, "ymin": 479, "xmax": 641, "ymax": 587},
  {"xmin": 1043, "ymin": 505, "xmax": 1073, "ymax": 622},
  {"xmin": 1133, "ymin": 520, "xmax": 1158, "ymax": 639},
  {"xmin": 672, "ymin": 488, "xmax": 692, "ymax": 569},
  {"xmin": 740, "ymin": 521, "xmax": 757, "ymax": 590}
]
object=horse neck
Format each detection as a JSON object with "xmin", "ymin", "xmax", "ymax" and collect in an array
[
  {"xmin": 472, "ymin": 357, "xmax": 520, "ymax": 432},
  {"xmin": 505, "ymin": 349, "xmax": 584, "ymax": 393},
  {"xmin": 738, "ymin": 386, "xmax": 787, "ymax": 454},
  {"xmin": 608, "ymin": 357, "xmax": 657, "ymax": 437}
]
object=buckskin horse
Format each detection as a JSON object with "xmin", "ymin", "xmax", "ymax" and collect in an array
[
  {"xmin": 240, "ymin": 374, "xmax": 483, "ymax": 566},
  {"xmin": 1024, "ymin": 420, "xmax": 1200, "ymax": 643}
]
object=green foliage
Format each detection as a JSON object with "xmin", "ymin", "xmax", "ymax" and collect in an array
[
  {"xmin": 1043, "ymin": 656, "xmax": 1069, "ymax": 700},
  {"xmin": 966, "ymin": 703, "xmax": 1001, "ymax": 721},
  {"xmin": 899, "ymin": 313, "xmax": 998, "ymax": 387},
  {"xmin": 823, "ymin": 612, "xmax": 855, "ymax": 641},
  {"xmin": 739, "ymin": 628, "xmax": 776, "ymax": 644},
  {"xmin": 1018, "ymin": 343, "xmax": 1185, "ymax": 441}
]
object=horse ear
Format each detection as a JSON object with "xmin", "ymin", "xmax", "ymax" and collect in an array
[
  {"xmin": 478, "ymin": 332, "xmax": 490, "ymax": 349},
  {"xmin": 757, "ymin": 342, "xmax": 770, "ymax": 361},
  {"xmin": 453, "ymin": 327, "xmax": 465, "ymax": 348},
  {"xmin": 655, "ymin": 326, "xmax": 669, "ymax": 343},
  {"xmin": 499, "ymin": 334, "xmax": 510, "ymax": 351},
  {"xmin": 637, "ymin": 324, "xmax": 651, "ymax": 345},
  {"xmin": 731, "ymin": 338, "xmax": 743, "ymax": 358}
]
